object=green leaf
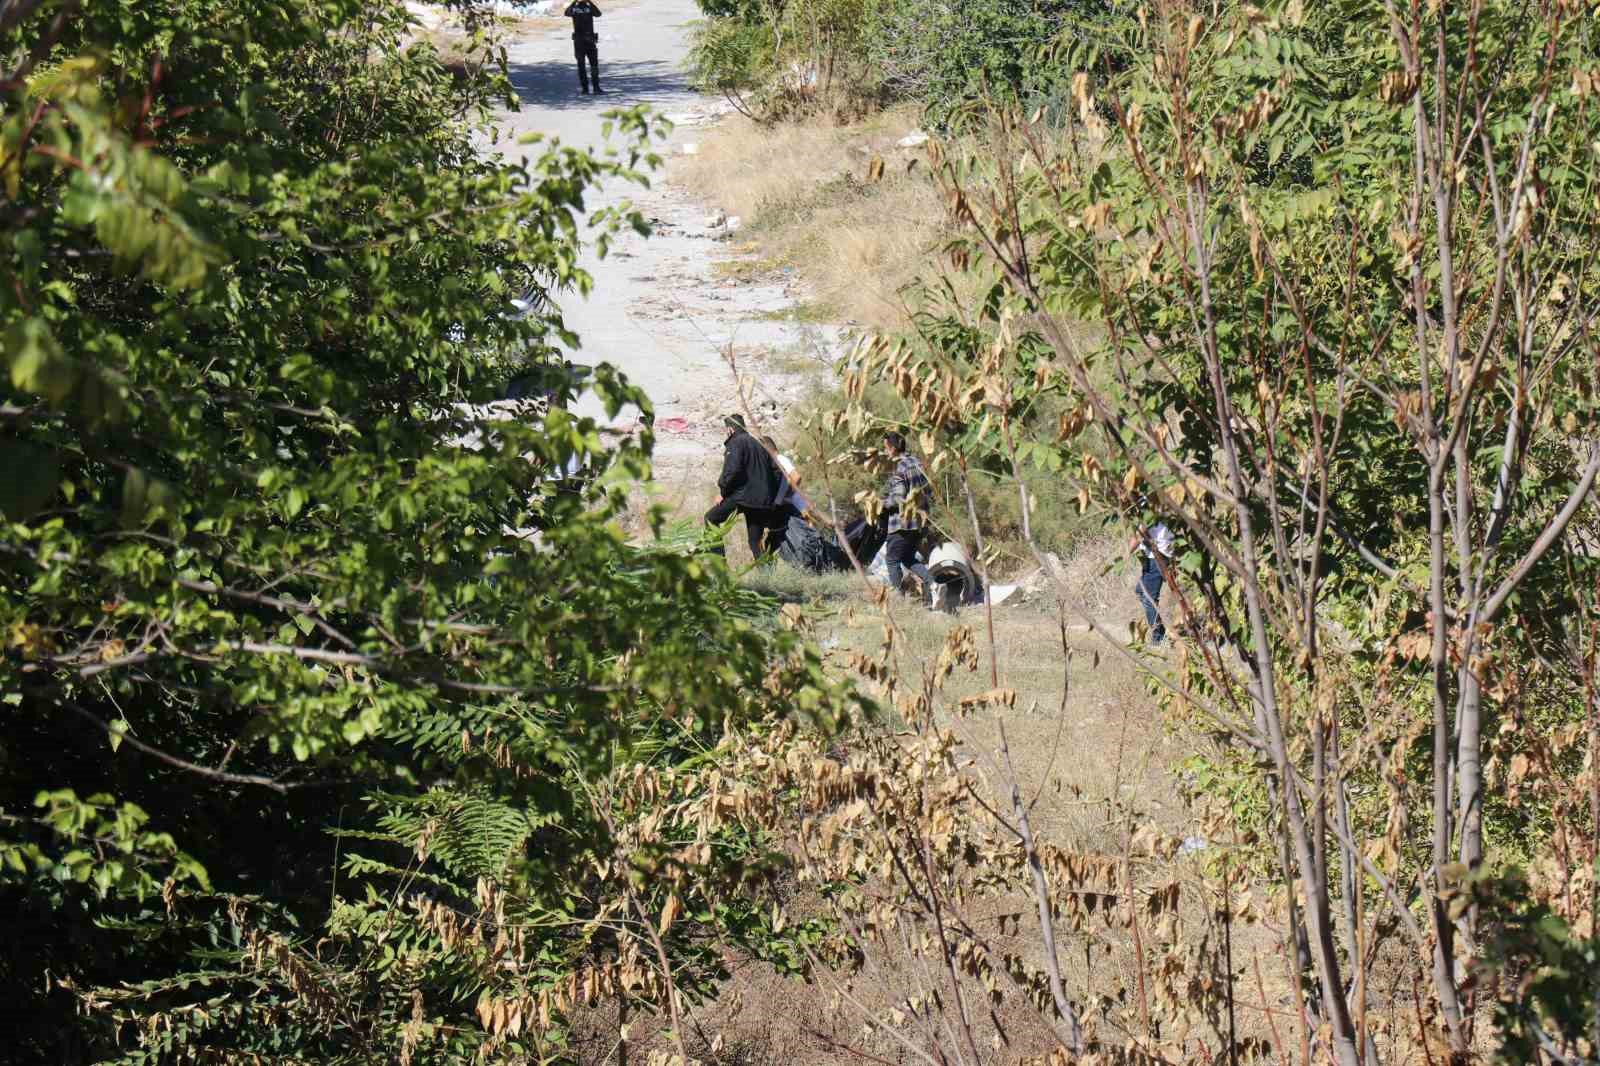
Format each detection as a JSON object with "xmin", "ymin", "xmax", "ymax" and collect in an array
[{"xmin": 5, "ymin": 318, "xmax": 77, "ymax": 404}]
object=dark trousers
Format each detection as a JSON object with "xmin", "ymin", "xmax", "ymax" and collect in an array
[
  {"xmin": 885, "ymin": 529, "xmax": 931, "ymax": 596},
  {"xmin": 1136, "ymin": 554, "xmax": 1166, "ymax": 643},
  {"xmin": 574, "ymin": 40, "xmax": 599, "ymax": 91},
  {"xmin": 705, "ymin": 499, "xmax": 785, "ymax": 560}
]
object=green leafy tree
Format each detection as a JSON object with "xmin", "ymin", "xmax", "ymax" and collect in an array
[
  {"xmin": 1, "ymin": 1, "xmax": 861, "ymax": 1061},
  {"xmin": 689, "ymin": 0, "xmax": 1121, "ymax": 124}
]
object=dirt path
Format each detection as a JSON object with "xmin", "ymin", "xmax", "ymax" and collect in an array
[{"xmin": 490, "ymin": 0, "xmax": 841, "ymax": 499}]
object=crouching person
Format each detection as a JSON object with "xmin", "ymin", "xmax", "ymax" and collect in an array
[{"xmin": 880, "ymin": 431, "xmax": 933, "ymax": 601}]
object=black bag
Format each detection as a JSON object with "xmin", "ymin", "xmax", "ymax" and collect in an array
[
  {"xmin": 841, "ymin": 517, "xmax": 885, "ymax": 568},
  {"xmin": 777, "ymin": 513, "xmax": 833, "ymax": 573}
]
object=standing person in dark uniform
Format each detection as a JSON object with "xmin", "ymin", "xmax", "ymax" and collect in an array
[
  {"xmin": 564, "ymin": 0, "xmax": 603, "ymax": 94},
  {"xmin": 880, "ymin": 431, "xmax": 933, "ymax": 600},
  {"xmin": 704, "ymin": 414, "xmax": 786, "ymax": 560}
]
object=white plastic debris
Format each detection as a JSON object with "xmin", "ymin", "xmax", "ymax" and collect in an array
[
  {"xmin": 867, "ymin": 546, "xmax": 889, "ymax": 582},
  {"xmin": 680, "ymin": 141, "xmax": 700, "ymax": 156},
  {"xmin": 986, "ymin": 583, "xmax": 1021, "ymax": 606},
  {"xmin": 897, "ymin": 130, "xmax": 930, "ymax": 148}
]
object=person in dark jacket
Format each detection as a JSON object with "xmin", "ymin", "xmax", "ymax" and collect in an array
[
  {"xmin": 704, "ymin": 414, "xmax": 786, "ymax": 560},
  {"xmin": 880, "ymin": 430, "xmax": 934, "ymax": 598},
  {"xmin": 564, "ymin": 0, "xmax": 602, "ymax": 94}
]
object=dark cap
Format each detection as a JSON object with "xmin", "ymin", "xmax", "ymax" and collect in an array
[{"xmin": 724, "ymin": 413, "xmax": 747, "ymax": 432}]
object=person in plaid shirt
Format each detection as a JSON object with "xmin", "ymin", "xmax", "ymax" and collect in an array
[{"xmin": 880, "ymin": 431, "xmax": 933, "ymax": 600}]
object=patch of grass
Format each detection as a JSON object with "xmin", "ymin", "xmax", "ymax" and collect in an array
[
  {"xmin": 676, "ymin": 106, "xmax": 944, "ymax": 332},
  {"xmin": 693, "ymin": 540, "xmax": 1184, "ymax": 1064},
  {"xmin": 751, "ymin": 299, "xmax": 836, "ymax": 325},
  {"xmin": 759, "ymin": 343, "xmax": 833, "ymax": 379},
  {"xmin": 739, "ymin": 565, "xmax": 856, "ymax": 606},
  {"xmin": 708, "ymin": 254, "xmax": 786, "ymax": 284}
]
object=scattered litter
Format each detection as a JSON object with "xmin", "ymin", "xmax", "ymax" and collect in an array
[
  {"xmin": 663, "ymin": 110, "xmax": 719, "ymax": 128},
  {"xmin": 897, "ymin": 130, "xmax": 930, "ymax": 148},
  {"xmin": 987, "ymin": 583, "xmax": 1022, "ymax": 606},
  {"xmin": 1178, "ymin": 836, "xmax": 1208, "ymax": 857},
  {"xmin": 658, "ymin": 416, "xmax": 693, "ymax": 433},
  {"xmin": 681, "ymin": 141, "xmax": 700, "ymax": 156},
  {"xmin": 724, "ymin": 215, "xmax": 743, "ymax": 234},
  {"xmin": 704, "ymin": 207, "xmax": 727, "ymax": 228}
]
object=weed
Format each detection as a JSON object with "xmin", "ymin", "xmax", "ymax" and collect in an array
[{"xmin": 751, "ymin": 300, "xmax": 836, "ymax": 325}]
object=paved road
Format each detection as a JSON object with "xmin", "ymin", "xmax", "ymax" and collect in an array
[
  {"xmin": 490, "ymin": 0, "xmax": 838, "ymax": 504},
  {"xmin": 495, "ymin": 0, "xmax": 733, "ymax": 433},
  {"xmin": 505, "ymin": 0, "xmax": 699, "ymax": 119}
]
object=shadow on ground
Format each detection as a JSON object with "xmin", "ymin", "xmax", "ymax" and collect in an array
[{"xmin": 508, "ymin": 58, "xmax": 690, "ymax": 112}]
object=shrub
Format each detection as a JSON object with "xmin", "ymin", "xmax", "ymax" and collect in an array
[{"xmin": 0, "ymin": 2, "xmax": 864, "ymax": 1062}]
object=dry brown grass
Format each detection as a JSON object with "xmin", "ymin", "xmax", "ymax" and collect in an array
[
  {"xmin": 820, "ymin": 535, "xmax": 1181, "ymax": 848},
  {"xmin": 560, "ymin": 537, "xmax": 1302, "ymax": 1065},
  {"xmin": 658, "ymin": 536, "xmax": 1220, "ymax": 1065},
  {"xmin": 675, "ymin": 107, "xmax": 945, "ymax": 332}
]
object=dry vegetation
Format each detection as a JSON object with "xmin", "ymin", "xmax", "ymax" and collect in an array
[
  {"xmin": 676, "ymin": 113, "xmax": 1105, "ymax": 574},
  {"xmin": 573, "ymin": 534, "xmax": 1257, "ymax": 1065},
  {"xmin": 659, "ymin": 47, "xmax": 1516, "ymax": 1066},
  {"xmin": 676, "ymin": 106, "xmax": 946, "ymax": 332},
  {"xmin": 646, "ymin": 106, "xmax": 1235, "ymax": 1066}
]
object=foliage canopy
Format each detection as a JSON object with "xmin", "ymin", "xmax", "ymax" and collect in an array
[{"xmin": 1, "ymin": 1, "xmax": 862, "ymax": 1062}]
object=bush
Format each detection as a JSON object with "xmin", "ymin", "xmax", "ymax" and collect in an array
[
  {"xmin": 690, "ymin": 0, "xmax": 1129, "ymax": 127},
  {"xmin": 867, "ymin": 0, "xmax": 1052, "ymax": 126},
  {"xmin": 688, "ymin": 0, "xmax": 885, "ymax": 121},
  {"xmin": 834, "ymin": 0, "xmax": 1600, "ymax": 1058},
  {"xmin": 0, "ymin": 2, "xmax": 865, "ymax": 1062}
]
